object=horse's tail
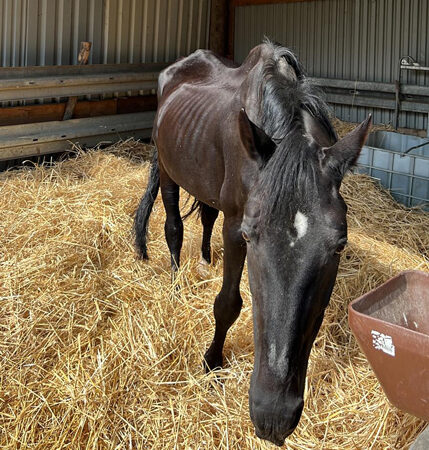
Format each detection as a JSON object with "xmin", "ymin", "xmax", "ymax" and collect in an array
[
  {"xmin": 134, "ymin": 148, "xmax": 160, "ymax": 259},
  {"xmin": 181, "ymin": 198, "xmax": 204, "ymax": 220}
]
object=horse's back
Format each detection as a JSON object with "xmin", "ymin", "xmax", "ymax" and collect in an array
[{"xmin": 158, "ymin": 49, "xmax": 239, "ymax": 99}]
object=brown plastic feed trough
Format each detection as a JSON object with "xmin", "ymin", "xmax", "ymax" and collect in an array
[{"xmin": 348, "ymin": 270, "xmax": 429, "ymax": 422}]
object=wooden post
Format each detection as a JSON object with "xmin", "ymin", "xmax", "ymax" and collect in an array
[
  {"xmin": 209, "ymin": 0, "xmax": 229, "ymax": 57},
  {"xmin": 63, "ymin": 42, "xmax": 92, "ymax": 120},
  {"xmin": 227, "ymin": 2, "xmax": 236, "ymax": 60}
]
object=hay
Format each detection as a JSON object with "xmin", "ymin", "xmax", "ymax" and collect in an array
[
  {"xmin": 0, "ymin": 139, "xmax": 428, "ymax": 449},
  {"xmin": 332, "ymin": 117, "xmax": 394, "ymax": 138}
]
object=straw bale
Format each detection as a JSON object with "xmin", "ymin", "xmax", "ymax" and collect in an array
[{"xmin": 0, "ymin": 138, "xmax": 427, "ymax": 449}]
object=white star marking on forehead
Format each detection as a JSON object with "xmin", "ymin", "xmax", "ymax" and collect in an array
[{"xmin": 294, "ymin": 211, "xmax": 308, "ymax": 240}]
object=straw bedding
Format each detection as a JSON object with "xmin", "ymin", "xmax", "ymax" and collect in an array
[{"xmin": 0, "ymin": 138, "xmax": 428, "ymax": 449}]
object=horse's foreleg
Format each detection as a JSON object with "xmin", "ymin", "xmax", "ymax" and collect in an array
[
  {"xmin": 160, "ymin": 168, "xmax": 183, "ymax": 275},
  {"xmin": 204, "ymin": 216, "xmax": 246, "ymax": 371},
  {"xmin": 201, "ymin": 204, "xmax": 219, "ymax": 264}
]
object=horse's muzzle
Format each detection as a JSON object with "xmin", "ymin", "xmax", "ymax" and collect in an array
[{"xmin": 249, "ymin": 392, "xmax": 304, "ymax": 446}]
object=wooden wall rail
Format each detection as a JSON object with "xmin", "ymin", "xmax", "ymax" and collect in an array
[
  {"xmin": 0, "ymin": 112, "xmax": 155, "ymax": 161},
  {"xmin": 0, "ymin": 62, "xmax": 166, "ymax": 161},
  {"xmin": 0, "ymin": 96, "xmax": 157, "ymax": 127},
  {"xmin": 0, "ymin": 63, "xmax": 168, "ymax": 102}
]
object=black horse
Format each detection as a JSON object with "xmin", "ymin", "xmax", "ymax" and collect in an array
[{"xmin": 134, "ymin": 41, "xmax": 371, "ymax": 446}]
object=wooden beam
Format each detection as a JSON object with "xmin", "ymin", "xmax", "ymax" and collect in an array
[
  {"xmin": 209, "ymin": 0, "xmax": 229, "ymax": 56},
  {"xmin": 117, "ymin": 95, "xmax": 157, "ymax": 114},
  {"xmin": 227, "ymin": 2, "xmax": 236, "ymax": 60},
  {"xmin": 0, "ymin": 62, "xmax": 168, "ymax": 79},
  {"xmin": 0, "ymin": 63, "xmax": 167, "ymax": 102},
  {"xmin": 0, "ymin": 112, "xmax": 155, "ymax": 161},
  {"xmin": 0, "ymin": 95, "xmax": 157, "ymax": 126}
]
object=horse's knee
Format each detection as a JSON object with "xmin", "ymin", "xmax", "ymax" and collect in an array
[{"xmin": 214, "ymin": 291, "xmax": 243, "ymax": 327}]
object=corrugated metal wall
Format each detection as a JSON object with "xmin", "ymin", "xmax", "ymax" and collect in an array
[
  {"xmin": 0, "ymin": 0, "xmax": 210, "ymax": 67},
  {"xmin": 234, "ymin": 0, "xmax": 429, "ymax": 131}
]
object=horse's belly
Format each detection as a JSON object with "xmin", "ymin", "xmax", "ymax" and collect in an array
[
  {"xmin": 155, "ymin": 85, "xmax": 230, "ymax": 208},
  {"xmin": 162, "ymin": 151, "xmax": 223, "ymax": 210}
]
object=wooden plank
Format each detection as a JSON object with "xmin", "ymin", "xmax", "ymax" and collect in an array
[
  {"xmin": 325, "ymin": 93, "xmax": 429, "ymax": 113},
  {"xmin": 117, "ymin": 95, "xmax": 157, "ymax": 113},
  {"xmin": 0, "ymin": 112, "xmax": 155, "ymax": 161},
  {"xmin": 0, "ymin": 62, "xmax": 168, "ymax": 79},
  {"xmin": 0, "ymin": 78, "xmax": 159, "ymax": 102},
  {"xmin": 0, "ymin": 112, "xmax": 155, "ymax": 145},
  {"xmin": 0, "ymin": 95, "xmax": 157, "ymax": 126},
  {"xmin": 0, "ymin": 130, "xmax": 153, "ymax": 161},
  {"xmin": 0, "ymin": 62, "xmax": 166, "ymax": 101}
]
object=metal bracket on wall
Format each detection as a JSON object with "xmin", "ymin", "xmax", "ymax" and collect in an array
[{"xmin": 395, "ymin": 56, "xmax": 429, "ymax": 136}]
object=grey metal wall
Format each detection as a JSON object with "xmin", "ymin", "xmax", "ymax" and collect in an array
[
  {"xmin": 0, "ymin": 0, "xmax": 210, "ymax": 66},
  {"xmin": 234, "ymin": 0, "xmax": 429, "ymax": 131}
]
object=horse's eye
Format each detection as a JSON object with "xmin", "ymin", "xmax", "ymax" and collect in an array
[{"xmin": 242, "ymin": 231, "xmax": 250, "ymax": 242}]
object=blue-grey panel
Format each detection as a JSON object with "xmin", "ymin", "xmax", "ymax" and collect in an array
[{"xmin": 234, "ymin": 0, "xmax": 429, "ymax": 132}]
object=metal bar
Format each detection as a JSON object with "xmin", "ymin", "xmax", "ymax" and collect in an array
[
  {"xmin": 309, "ymin": 77, "xmax": 429, "ymax": 96},
  {"xmin": 400, "ymin": 65, "xmax": 429, "ymax": 72},
  {"xmin": 324, "ymin": 93, "xmax": 429, "ymax": 113},
  {"xmin": 0, "ymin": 111, "xmax": 155, "ymax": 160},
  {"xmin": 309, "ymin": 77, "xmax": 397, "ymax": 93},
  {"xmin": 356, "ymin": 164, "xmax": 429, "ymax": 182}
]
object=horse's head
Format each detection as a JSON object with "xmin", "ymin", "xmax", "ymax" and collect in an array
[{"xmin": 239, "ymin": 109, "xmax": 371, "ymax": 446}]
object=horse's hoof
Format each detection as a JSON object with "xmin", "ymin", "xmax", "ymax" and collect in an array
[
  {"xmin": 196, "ymin": 257, "xmax": 211, "ymax": 279},
  {"xmin": 136, "ymin": 248, "xmax": 149, "ymax": 260},
  {"xmin": 203, "ymin": 350, "xmax": 223, "ymax": 373}
]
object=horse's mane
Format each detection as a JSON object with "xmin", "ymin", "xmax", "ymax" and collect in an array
[
  {"xmin": 255, "ymin": 40, "xmax": 337, "ymax": 222},
  {"xmin": 260, "ymin": 40, "xmax": 336, "ymax": 142}
]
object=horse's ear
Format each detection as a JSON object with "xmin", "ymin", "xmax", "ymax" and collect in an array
[
  {"xmin": 302, "ymin": 109, "xmax": 337, "ymax": 147},
  {"xmin": 321, "ymin": 115, "xmax": 372, "ymax": 179},
  {"xmin": 238, "ymin": 108, "xmax": 276, "ymax": 166}
]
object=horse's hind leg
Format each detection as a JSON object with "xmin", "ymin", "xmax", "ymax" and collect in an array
[
  {"xmin": 160, "ymin": 168, "xmax": 183, "ymax": 276},
  {"xmin": 197, "ymin": 204, "xmax": 219, "ymax": 277},
  {"xmin": 204, "ymin": 216, "xmax": 246, "ymax": 371},
  {"xmin": 201, "ymin": 204, "xmax": 219, "ymax": 264}
]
